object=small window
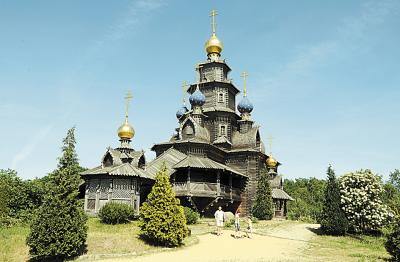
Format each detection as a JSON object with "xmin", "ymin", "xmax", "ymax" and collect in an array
[
  {"xmin": 218, "ymin": 92, "xmax": 224, "ymax": 103},
  {"xmin": 220, "ymin": 125, "xmax": 226, "ymax": 137}
]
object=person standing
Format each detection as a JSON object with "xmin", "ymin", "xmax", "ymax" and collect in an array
[
  {"xmin": 234, "ymin": 210, "xmax": 241, "ymax": 238},
  {"xmin": 246, "ymin": 216, "xmax": 253, "ymax": 239},
  {"xmin": 214, "ymin": 206, "xmax": 224, "ymax": 236}
]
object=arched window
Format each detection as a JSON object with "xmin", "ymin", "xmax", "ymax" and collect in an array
[{"xmin": 220, "ymin": 125, "xmax": 227, "ymax": 137}]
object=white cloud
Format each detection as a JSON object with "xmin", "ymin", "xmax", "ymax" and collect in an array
[
  {"xmin": 11, "ymin": 125, "xmax": 54, "ymax": 170},
  {"xmin": 258, "ymin": 0, "xmax": 400, "ymax": 96}
]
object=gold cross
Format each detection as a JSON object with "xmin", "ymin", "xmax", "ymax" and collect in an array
[
  {"xmin": 124, "ymin": 91, "xmax": 133, "ymax": 118},
  {"xmin": 268, "ymin": 134, "xmax": 273, "ymax": 155},
  {"xmin": 210, "ymin": 9, "xmax": 218, "ymax": 34},
  {"xmin": 240, "ymin": 71, "xmax": 249, "ymax": 97},
  {"xmin": 182, "ymin": 81, "xmax": 189, "ymax": 104}
]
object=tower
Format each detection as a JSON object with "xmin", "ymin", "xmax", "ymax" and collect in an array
[{"xmin": 148, "ymin": 10, "xmax": 291, "ymax": 216}]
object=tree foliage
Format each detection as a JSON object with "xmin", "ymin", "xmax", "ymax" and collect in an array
[
  {"xmin": 139, "ymin": 163, "xmax": 188, "ymax": 247},
  {"xmin": 284, "ymin": 178, "xmax": 326, "ymax": 222},
  {"xmin": 320, "ymin": 165, "xmax": 348, "ymax": 235},
  {"xmin": 26, "ymin": 127, "xmax": 87, "ymax": 261},
  {"xmin": 389, "ymin": 169, "xmax": 400, "ymax": 191},
  {"xmin": 339, "ymin": 169, "xmax": 392, "ymax": 233},
  {"xmin": 385, "ymin": 217, "xmax": 400, "ymax": 261},
  {"xmin": 252, "ymin": 171, "xmax": 273, "ymax": 220},
  {"xmin": 0, "ymin": 169, "xmax": 48, "ymax": 226}
]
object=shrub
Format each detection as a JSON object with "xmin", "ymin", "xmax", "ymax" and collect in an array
[
  {"xmin": 252, "ymin": 171, "xmax": 273, "ymax": 220},
  {"xmin": 320, "ymin": 165, "xmax": 348, "ymax": 235},
  {"xmin": 385, "ymin": 218, "xmax": 400, "ymax": 261},
  {"xmin": 224, "ymin": 218, "xmax": 235, "ymax": 228},
  {"xmin": 183, "ymin": 207, "xmax": 199, "ymax": 225},
  {"xmin": 26, "ymin": 128, "xmax": 87, "ymax": 261},
  {"xmin": 99, "ymin": 202, "xmax": 134, "ymax": 224},
  {"xmin": 139, "ymin": 163, "xmax": 188, "ymax": 247},
  {"xmin": 340, "ymin": 169, "xmax": 393, "ymax": 233},
  {"xmin": 251, "ymin": 217, "xmax": 259, "ymax": 224}
]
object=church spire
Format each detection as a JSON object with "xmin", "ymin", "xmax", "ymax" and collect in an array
[
  {"xmin": 237, "ymin": 71, "xmax": 254, "ymax": 120},
  {"xmin": 205, "ymin": 9, "xmax": 223, "ymax": 61},
  {"xmin": 117, "ymin": 91, "xmax": 135, "ymax": 147},
  {"xmin": 176, "ymin": 81, "xmax": 189, "ymax": 120},
  {"xmin": 266, "ymin": 134, "xmax": 278, "ymax": 168}
]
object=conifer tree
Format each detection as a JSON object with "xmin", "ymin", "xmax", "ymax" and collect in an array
[
  {"xmin": 139, "ymin": 163, "xmax": 188, "ymax": 247},
  {"xmin": 320, "ymin": 165, "xmax": 348, "ymax": 235},
  {"xmin": 26, "ymin": 127, "xmax": 87, "ymax": 261},
  {"xmin": 252, "ymin": 170, "xmax": 274, "ymax": 220}
]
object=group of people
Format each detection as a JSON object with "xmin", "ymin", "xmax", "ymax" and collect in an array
[{"xmin": 214, "ymin": 206, "xmax": 253, "ymax": 238}]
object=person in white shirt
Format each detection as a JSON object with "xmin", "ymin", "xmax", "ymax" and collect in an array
[
  {"xmin": 214, "ymin": 206, "xmax": 224, "ymax": 236},
  {"xmin": 234, "ymin": 210, "xmax": 241, "ymax": 238}
]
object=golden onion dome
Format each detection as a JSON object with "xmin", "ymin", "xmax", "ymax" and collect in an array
[
  {"xmin": 117, "ymin": 118, "xmax": 135, "ymax": 139},
  {"xmin": 205, "ymin": 33, "xmax": 223, "ymax": 54},
  {"xmin": 266, "ymin": 156, "xmax": 278, "ymax": 167}
]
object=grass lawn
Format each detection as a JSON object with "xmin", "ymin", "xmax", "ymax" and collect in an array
[
  {"xmin": 0, "ymin": 225, "xmax": 29, "ymax": 262},
  {"xmin": 0, "ymin": 218, "xmax": 392, "ymax": 261},
  {"xmin": 0, "ymin": 217, "xmax": 206, "ymax": 262},
  {"xmin": 303, "ymin": 230, "xmax": 391, "ymax": 261}
]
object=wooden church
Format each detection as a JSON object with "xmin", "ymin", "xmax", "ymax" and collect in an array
[{"xmin": 81, "ymin": 10, "xmax": 292, "ymax": 217}]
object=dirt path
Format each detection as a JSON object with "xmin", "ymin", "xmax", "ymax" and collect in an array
[{"xmin": 97, "ymin": 223, "xmax": 319, "ymax": 262}]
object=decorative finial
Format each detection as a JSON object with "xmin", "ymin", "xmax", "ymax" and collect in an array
[
  {"xmin": 118, "ymin": 91, "xmax": 135, "ymax": 141},
  {"xmin": 182, "ymin": 81, "xmax": 189, "ymax": 105},
  {"xmin": 124, "ymin": 91, "xmax": 133, "ymax": 119},
  {"xmin": 210, "ymin": 9, "xmax": 218, "ymax": 34},
  {"xmin": 240, "ymin": 71, "xmax": 249, "ymax": 97},
  {"xmin": 268, "ymin": 134, "xmax": 273, "ymax": 156}
]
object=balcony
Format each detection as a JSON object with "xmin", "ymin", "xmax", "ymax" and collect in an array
[{"xmin": 172, "ymin": 182, "xmax": 241, "ymax": 200}]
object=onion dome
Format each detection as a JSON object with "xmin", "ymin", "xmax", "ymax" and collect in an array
[
  {"xmin": 176, "ymin": 105, "xmax": 188, "ymax": 119},
  {"xmin": 189, "ymin": 88, "xmax": 206, "ymax": 106},
  {"xmin": 117, "ymin": 118, "xmax": 135, "ymax": 140},
  {"xmin": 266, "ymin": 155, "xmax": 278, "ymax": 168},
  {"xmin": 205, "ymin": 33, "xmax": 223, "ymax": 55},
  {"xmin": 237, "ymin": 96, "xmax": 254, "ymax": 114}
]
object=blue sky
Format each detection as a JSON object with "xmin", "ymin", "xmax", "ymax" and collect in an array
[{"xmin": 1, "ymin": 0, "xmax": 399, "ymax": 180}]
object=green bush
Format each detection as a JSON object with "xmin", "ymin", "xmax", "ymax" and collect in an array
[
  {"xmin": 99, "ymin": 202, "xmax": 134, "ymax": 224},
  {"xmin": 139, "ymin": 163, "xmax": 188, "ymax": 247},
  {"xmin": 183, "ymin": 207, "xmax": 199, "ymax": 225},
  {"xmin": 385, "ymin": 219, "xmax": 400, "ymax": 261},
  {"xmin": 224, "ymin": 218, "xmax": 235, "ymax": 228},
  {"xmin": 26, "ymin": 128, "xmax": 87, "ymax": 261}
]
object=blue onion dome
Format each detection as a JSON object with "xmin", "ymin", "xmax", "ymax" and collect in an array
[
  {"xmin": 237, "ymin": 96, "xmax": 254, "ymax": 114},
  {"xmin": 176, "ymin": 105, "xmax": 188, "ymax": 119},
  {"xmin": 189, "ymin": 88, "xmax": 206, "ymax": 106}
]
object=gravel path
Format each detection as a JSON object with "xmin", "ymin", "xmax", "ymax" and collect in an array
[{"xmin": 97, "ymin": 223, "xmax": 319, "ymax": 262}]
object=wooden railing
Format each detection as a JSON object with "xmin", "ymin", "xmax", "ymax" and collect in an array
[{"xmin": 172, "ymin": 182, "xmax": 241, "ymax": 199}]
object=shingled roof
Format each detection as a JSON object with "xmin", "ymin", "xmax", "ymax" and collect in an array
[
  {"xmin": 272, "ymin": 188, "xmax": 294, "ymax": 200},
  {"xmin": 173, "ymin": 155, "xmax": 246, "ymax": 177},
  {"xmin": 231, "ymin": 127, "xmax": 259, "ymax": 149},
  {"xmin": 145, "ymin": 148, "xmax": 187, "ymax": 178},
  {"xmin": 81, "ymin": 163, "xmax": 151, "ymax": 179}
]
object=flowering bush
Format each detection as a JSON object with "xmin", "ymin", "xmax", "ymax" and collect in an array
[{"xmin": 339, "ymin": 169, "xmax": 393, "ymax": 233}]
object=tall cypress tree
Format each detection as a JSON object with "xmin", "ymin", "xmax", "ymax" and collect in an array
[
  {"xmin": 27, "ymin": 127, "xmax": 87, "ymax": 261},
  {"xmin": 139, "ymin": 163, "xmax": 188, "ymax": 247},
  {"xmin": 320, "ymin": 165, "xmax": 348, "ymax": 235},
  {"xmin": 252, "ymin": 171, "xmax": 274, "ymax": 220}
]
